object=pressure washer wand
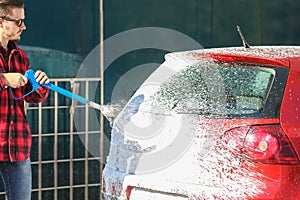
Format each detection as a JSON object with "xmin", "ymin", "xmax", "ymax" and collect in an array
[
  {"xmin": 22, "ymin": 69, "xmax": 101, "ymax": 110},
  {"xmin": 42, "ymin": 82, "xmax": 101, "ymax": 110}
]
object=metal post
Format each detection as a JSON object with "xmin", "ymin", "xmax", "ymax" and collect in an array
[
  {"xmin": 99, "ymin": 0, "xmax": 104, "ymax": 199},
  {"xmin": 38, "ymin": 103, "xmax": 43, "ymax": 200},
  {"xmin": 54, "ymin": 83, "xmax": 59, "ymax": 200}
]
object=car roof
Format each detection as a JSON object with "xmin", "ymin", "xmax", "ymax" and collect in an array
[{"xmin": 165, "ymin": 46, "xmax": 300, "ymax": 67}]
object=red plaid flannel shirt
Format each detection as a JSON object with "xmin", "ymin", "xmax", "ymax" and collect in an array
[{"xmin": 0, "ymin": 42, "xmax": 49, "ymax": 162}]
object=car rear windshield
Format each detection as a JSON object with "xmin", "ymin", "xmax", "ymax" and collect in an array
[{"xmin": 151, "ymin": 61, "xmax": 288, "ymax": 118}]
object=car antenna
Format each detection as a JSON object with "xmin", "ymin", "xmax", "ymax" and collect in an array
[{"xmin": 237, "ymin": 26, "xmax": 250, "ymax": 48}]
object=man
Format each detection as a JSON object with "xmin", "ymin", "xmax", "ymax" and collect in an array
[{"xmin": 0, "ymin": 0, "xmax": 50, "ymax": 199}]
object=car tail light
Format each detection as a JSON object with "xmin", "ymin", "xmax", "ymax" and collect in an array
[
  {"xmin": 126, "ymin": 186, "xmax": 133, "ymax": 199},
  {"xmin": 243, "ymin": 125, "xmax": 299, "ymax": 165},
  {"xmin": 102, "ymin": 178, "xmax": 106, "ymax": 193},
  {"xmin": 223, "ymin": 124, "xmax": 299, "ymax": 165},
  {"xmin": 244, "ymin": 126, "xmax": 278, "ymax": 160}
]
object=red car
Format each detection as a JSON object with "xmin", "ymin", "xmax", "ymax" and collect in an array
[{"xmin": 102, "ymin": 45, "xmax": 300, "ymax": 199}]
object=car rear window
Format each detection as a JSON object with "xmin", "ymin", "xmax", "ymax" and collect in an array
[{"xmin": 151, "ymin": 61, "xmax": 288, "ymax": 118}]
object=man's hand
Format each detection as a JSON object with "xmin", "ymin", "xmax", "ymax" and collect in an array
[
  {"xmin": 34, "ymin": 70, "xmax": 50, "ymax": 85},
  {"xmin": 3, "ymin": 72, "xmax": 28, "ymax": 88}
]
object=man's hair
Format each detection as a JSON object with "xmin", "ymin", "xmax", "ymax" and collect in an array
[{"xmin": 0, "ymin": 0, "xmax": 24, "ymax": 17}]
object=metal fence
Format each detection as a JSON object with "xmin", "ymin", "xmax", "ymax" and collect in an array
[{"xmin": 0, "ymin": 77, "xmax": 103, "ymax": 200}]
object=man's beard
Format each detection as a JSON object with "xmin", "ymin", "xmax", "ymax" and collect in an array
[
  {"xmin": 10, "ymin": 35, "xmax": 21, "ymax": 42},
  {"xmin": 11, "ymin": 38, "xmax": 21, "ymax": 42},
  {"xmin": 6, "ymin": 31, "xmax": 22, "ymax": 42}
]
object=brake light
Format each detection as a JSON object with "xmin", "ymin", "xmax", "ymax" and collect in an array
[
  {"xmin": 244, "ymin": 127, "xmax": 278, "ymax": 160},
  {"xmin": 126, "ymin": 186, "xmax": 133, "ymax": 199},
  {"xmin": 222, "ymin": 126, "xmax": 249, "ymax": 156},
  {"xmin": 244, "ymin": 125, "xmax": 299, "ymax": 164},
  {"xmin": 102, "ymin": 178, "xmax": 106, "ymax": 193},
  {"xmin": 222, "ymin": 124, "xmax": 299, "ymax": 165}
]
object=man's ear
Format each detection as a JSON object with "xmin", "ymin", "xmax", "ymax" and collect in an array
[{"xmin": 0, "ymin": 18, "xmax": 3, "ymax": 27}]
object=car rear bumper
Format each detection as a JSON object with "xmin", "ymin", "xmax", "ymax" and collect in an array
[
  {"xmin": 103, "ymin": 163, "xmax": 300, "ymax": 200},
  {"xmin": 102, "ymin": 188, "xmax": 189, "ymax": 200}
]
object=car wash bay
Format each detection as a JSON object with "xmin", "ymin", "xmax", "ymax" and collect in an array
[{"xmin": 0, "ymin": 0, "xmax": 298, "ymax": 199}]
